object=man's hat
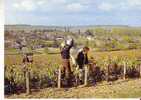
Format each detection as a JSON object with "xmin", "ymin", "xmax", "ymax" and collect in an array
[{"xmin": 83, "ymin": 46, "xmax": 90, "ymax": 51}]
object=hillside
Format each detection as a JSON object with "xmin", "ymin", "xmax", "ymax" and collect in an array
[
  {"xmin": 5, "ymin": 24, "xmax": 141, "ymax": 51},
  {"xmin": 6, "ymin": 79, "xmax": 141, "ymax": 98},
  {"xmin": 4, "ymin": 24, "xmax": 133, "ymax": 32}
]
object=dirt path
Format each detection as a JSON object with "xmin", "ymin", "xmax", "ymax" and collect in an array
[{"xmin": 6, "ymin": 79, "xmax": 141, "ymax": 98}]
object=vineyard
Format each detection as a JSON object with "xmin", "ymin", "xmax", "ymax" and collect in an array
[
  {"xmin": 4, "ymin": 2, "xmax": 141, "ymax": 98},
  {"xmin": 4, "ymin": 49, "xmax": 141, "ymax": 98}
]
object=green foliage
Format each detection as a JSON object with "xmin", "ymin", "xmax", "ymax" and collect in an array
[
  {"xmin": 5, "ymin": 65, "xmax": 25, "ymax": 85},
  {"xmin": 95, "ymin": 56, "xmax": 141, "ymax": 69}
]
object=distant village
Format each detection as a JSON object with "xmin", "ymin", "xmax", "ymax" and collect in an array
[{"xmin": 5, "ymin": 25, "xmax": 141, "ymax": 52}]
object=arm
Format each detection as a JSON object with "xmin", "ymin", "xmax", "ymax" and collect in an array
[
  {"xmin": 66, "ymin": 38, "xmax": 74, "ymax": 49},
  {"xmin": 84, "ymin": 54, "xmax": 89, "ymax": 64},
  {"xmin": 70, "ymin": 55, "xmax": 76, "ymax": 65}
]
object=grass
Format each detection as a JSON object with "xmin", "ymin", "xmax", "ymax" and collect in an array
[
  {"xmin": 90, "ymin": 49, "xmax": 141, "ymax": 60},
  {"xmin": 5, "ymin": 49, "xmax": 62, "ymax": 66},
  {"xmin": 5, "ymin": 78, "xmax": 141, "ymax": 98}
]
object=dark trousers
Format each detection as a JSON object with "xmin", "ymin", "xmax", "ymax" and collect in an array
[
  {"xmin": 61, "ymin": 59, "xmax": 71, "ymax": 78},
  {"xmin": 61, "ymin": 59, "xmax": 72, "ymax": 86}
]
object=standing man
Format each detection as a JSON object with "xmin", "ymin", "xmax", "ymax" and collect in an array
[
  {"xmin": 76, "ymin": 46, "xmax": 90, "ymax": 84},
  {"xmin": 60, "ymin": 38, "xmax": 74, "ymax": 86}
]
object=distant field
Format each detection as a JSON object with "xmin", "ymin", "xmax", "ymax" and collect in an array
[
  {"xmin": 5, "ymin": 49, "xmax": 141, "ymax": 66},
  {"xmin": 91, "ymin": 49, "xmax": 141, "ymax": 60}
]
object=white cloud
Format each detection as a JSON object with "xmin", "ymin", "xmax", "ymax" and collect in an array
[
  {"xmin": 98, "ymin": 0, "xmax": 141, "ymax": 12},
  {"xmin": 119, "ymin": 0, "xmax": 141, "ymax": 10},
  {"xmin": 12, "ymin": 0, "xmax": 69, "ymax": 12},
  {"xmin": 98, "ymin": 2, "xmax": 114, "ymax": 11},
  {"xmin": 12, "ymin": 0, "xmax": 89, "ymax": 13},
  {"xmin": 127, "ymin": 0, "xmax": 141, "ymax": 10},
  {"xmin": 66, "ymin": 3, "xmax": 86, "ymax": 12},
  {"xmin": 51, "ymin": 0, "xmax": 67, "ymax": 4},
  {"xmin": 127, "ymin": 0, "xmax": 141, "ymax": 6},
  {"xmin": 13, "ymin": 0, "xmax": 37, "ymax": 11},
  {"xmin": 37, "ymin": 1, "xmax": 45, "ymax": 6}
]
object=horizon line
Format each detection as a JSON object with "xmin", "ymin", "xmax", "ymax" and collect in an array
[{"xmin": 4, "ymin": 24, "xmax": 141, "ymax": 27}]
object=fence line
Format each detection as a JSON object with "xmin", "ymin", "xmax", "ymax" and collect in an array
[{"xmin": 6, "ymin": 59, "xmax": 141, "ymax": 95}]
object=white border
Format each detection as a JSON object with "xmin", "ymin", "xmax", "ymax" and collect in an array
[
  {"xmin": 0, "ymin": 0, "xmax": 4, "ymax": 100},
  {"xmin": 1, "ymin": 0, "xmax": 141, "ymax": 100}
]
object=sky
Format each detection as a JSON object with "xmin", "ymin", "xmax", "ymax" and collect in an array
[{"xmin": 5, "ymin": 0, "xmax": 141, "ymax": 26}]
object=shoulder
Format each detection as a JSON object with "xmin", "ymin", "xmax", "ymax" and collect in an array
[{"xmin": 78, "ymin": 48, "xmax": 83, "ymax": 53}]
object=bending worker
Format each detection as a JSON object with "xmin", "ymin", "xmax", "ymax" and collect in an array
[{"xmin": 76, "ymin": 46, "xmax": 90, "ymax": 84}]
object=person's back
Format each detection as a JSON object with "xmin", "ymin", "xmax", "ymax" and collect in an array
[
  {"xmin": 75, "ymin": 46, "xmax": 89, "ymax": 84},
  {"xmin": 76, "ymin": 47, "xmax": 89, "ymax": 69},
  {"xmin": 76, "ymin": 51, "xmax": 85, "ymax": 69},
  {"xmin": 61, "ymin": 45, "xmax": 72, "ymax": 59}
]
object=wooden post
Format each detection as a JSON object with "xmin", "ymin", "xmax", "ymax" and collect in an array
[
  {"xmin": 123, "ymin": 62, "xmax": 126, "ymax": 80},
  {"xmin": 84, "ymin": 65, "xmax": 88, "ymax": 86},
  {"xmin": 22, "ymin": 52, "xmax": 33, "ymax": 94},
  {"xmin": 58, "ymin": 68, "xmax": 61, "ymax": 88},
  {"xmin": 75, "ymin": 76, "xmax": 78, "ymax": 86},
  {"xmin": 106, "ymin": 56, "xmax": 111, "ymax": 82},
  {"xmin": 25, "ymin": 71, "xmax": 30, "ymax": 94},
  {"xmin": 75, "ymin": 65, "xmax": 79, "ymax": 86},
  {"xmin": 106, "ymin": 65, "xmax": 109, "ymax": 82},
  {"xmin": 139, "ymin": 64, "xmax": 141, "ymax": 77}
]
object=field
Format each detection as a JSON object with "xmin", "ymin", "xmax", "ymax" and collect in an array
[{"xmin": 5, "ymin": 49, "xmax": 141, "ymax": 98}]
